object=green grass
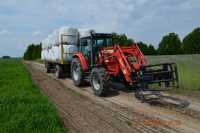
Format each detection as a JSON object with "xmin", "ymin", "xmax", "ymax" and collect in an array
[
  {"xmin": 147, "ymin": 55, "xmax": 200, "ymax": 91},
  {"xmin": 0, "ymin": 59, "xmax": 66, "ymax": 133}
]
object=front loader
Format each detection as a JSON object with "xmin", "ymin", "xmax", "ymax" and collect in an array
[{"xmin": 71, "ymin": 32, "xmax": 188, "ymax": 107}]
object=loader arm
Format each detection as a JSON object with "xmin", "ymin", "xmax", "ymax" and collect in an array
[
  {"xmin": 114, "ymin": 45, "xmax": 132, "ymax": 83},
  {"xmin": 112, "ymin": 44, "xmax": 147, "ymax": 84}
]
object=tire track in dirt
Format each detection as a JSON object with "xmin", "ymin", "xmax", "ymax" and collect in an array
[{"xmin": 24, "ymin": 61, "xmax": 200, "ymax": 133}]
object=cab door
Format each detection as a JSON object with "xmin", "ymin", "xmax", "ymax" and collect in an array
[{"xmin": 80, "ymin": 37, "xmax": 92, "ymax": 66}]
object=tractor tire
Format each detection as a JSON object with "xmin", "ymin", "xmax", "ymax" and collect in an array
[
  {"xmin": 45, "ymin": 62, "xmax": 51, "ymax": 73},
  {"xmin": 90, "ymin": 67, "xmax": 110, "ymax": 96},
  {"xmin": 71, "ymin": 58, "xmax": 84, "ymax": 86},
  {"xmin": 55, "ymin": 65, "xmax": 63, "ymax": 79}
]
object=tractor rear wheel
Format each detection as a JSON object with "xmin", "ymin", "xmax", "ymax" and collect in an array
[
  {"xmin": 71, "ymin": 58, "xmax": 84, "ymax": 86},
  {"xmin": 90, "ymin": 68, "xmax": 110, "ymax": 96}
]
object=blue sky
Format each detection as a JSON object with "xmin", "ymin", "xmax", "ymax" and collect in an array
[{"xmin": 0, "ymin": 0, "xmax": 199, "ymax": 57}]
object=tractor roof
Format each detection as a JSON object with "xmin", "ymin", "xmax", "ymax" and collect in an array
[
  {"xmin": 91, "ymin": 33, "xmax": 112, "ymax": 37},
  {"xmin": 80, "ymin": 33, "xmax": 112, "ymax": 39}
]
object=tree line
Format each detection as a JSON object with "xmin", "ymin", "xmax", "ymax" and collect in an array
[
  {"xmin": 113, "ymin": 27, "xmax": 200, "ymax": 55},
  {"xmin": 158, "ymin": 28, "xmax": 200, "ymax": 55},
  {"xmin": 23, "ymin": 44, "xmax": 41, "ymax": 60},
  {"xmin": 24, "ymin": 27, "xmax": 200, "ymax": 60}
]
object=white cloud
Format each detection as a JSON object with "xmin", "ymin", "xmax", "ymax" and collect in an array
[
  {"xmin": 32, "ymin": 31, "xmax": 42, "ymax": 36},
  {"xmin": 0, "ymin": 30, "xmax": 9, "ymax": 35}
]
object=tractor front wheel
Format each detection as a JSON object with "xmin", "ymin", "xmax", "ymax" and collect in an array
[
  {"xmin": 90, "ymin": 68, "xmax": 110, "ymax": 96},
  {"xmin": 71, "ymin": 58, "xmax": 84, "ymax": 86}
]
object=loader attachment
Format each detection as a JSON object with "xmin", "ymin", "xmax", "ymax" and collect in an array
[
  {"xmin": 139, "ymin": 63, "xmax": 179, "ymax": 91},
  {"xmin": 135, "ymin": 63, "xmax": 189, "ymax": 108}
]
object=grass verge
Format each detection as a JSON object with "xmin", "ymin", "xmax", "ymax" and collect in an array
[{"xmin": 0, "ymin": 59, "xmax": 66, "ymax": 133}]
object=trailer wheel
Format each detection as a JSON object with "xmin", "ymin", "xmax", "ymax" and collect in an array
[
  {"xmin": 55, "ymin": 65, "xmax": 63, "ymax": 79},
  {"xmin": 45, "ymin": 62, "xmax": 51, "ymax": 73},
  {"xmin": 90, "ymin": 68, "xmax": 110, "ymax": 96},
  {"xmin": 71, "ymin": 58, "xmax": 84, "ymax": 86}
]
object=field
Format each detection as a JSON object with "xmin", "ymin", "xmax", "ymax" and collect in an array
[
  {"xmin": 0, "ymin": 59, "xmax": 66, "ymax": 133},
  {"xmin": 147, "ymin": 55, "xmax": 200, "ymax": 96}
]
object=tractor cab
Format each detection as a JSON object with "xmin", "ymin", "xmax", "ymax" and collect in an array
[{"xmin": 79, "ymin": 33, "xmax": 113, "ymax": 66}]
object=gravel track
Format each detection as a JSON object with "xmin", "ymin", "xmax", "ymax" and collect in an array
[{"xmin": 24, "ymin": 61, "xmax": 200, "ymax": 133}]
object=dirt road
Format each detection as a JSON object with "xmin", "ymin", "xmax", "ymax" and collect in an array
[{"xmin": 24, "ymin": 61, "xmax": 200, "ymax": 133}]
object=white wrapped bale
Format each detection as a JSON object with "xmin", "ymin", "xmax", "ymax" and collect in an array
[
  {"xmin": 43, "ymin": 49, "xmax": 46, "ymax": 60},
  {"xmin": 57, "ymin": 27, "xmax": 79, "ymax": 62},
  {"xmin": 50, "ymin": 45, "xmax": 77, "ymax": 62},
  {"xmin": 41, "ymin": 50, "xmax": 44, "ymax": 60},
  {"xmin": 44, "ymin": 49, "xmax": 48, "ymax": 60},
  {"xmin": 41, "ymin": 39, "xmax": 48, "ymax": 60},
  {"xmin": 41, "ymin": 40, "xmax": 45, "ymax": 60},
  {"xmin": 42, "ymin": 49, "xmax": 45, "ymax": 60},
  {"xmin": 41, "ymin": 35, "xmax": 53, "ymax": 61},
  {"xmin": 58, "ymin": 27, "xmax": 78, "ymax": 44},
  {"xmin": 49, "ymin": 48, "xmax": 53, "ymax": 61},
  {"xmin": 52, "ymin": 46, "xmax": 60, "ymax": 62},
  {"xmin": 49, "ymin": 47, "xmax": 55, "ymax": 61},
  {"xmin": 47, "ymin": 49, "xmax": 51, "ymax": 61},
  {"xmin": 41, "ymin": 27, "xmax": 79, "ymax": 63},
  {"xmin": 45, "ymin": 49, "xmax": 48, "ymax": 61},
  {"xmin": 51, "ymin": 46, "xmax": 55, "ymax": 61},
  {"xmin": 52, "ymin": 29, "xmax": 59, "ymax": 46}
]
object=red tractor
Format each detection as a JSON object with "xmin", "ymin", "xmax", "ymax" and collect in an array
[{"xmin": 71, "ymin": 32, "xmax": 179, "ymax": 98}]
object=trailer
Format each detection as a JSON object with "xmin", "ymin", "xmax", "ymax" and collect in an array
[{"xmin": 42, "ymin": 27, "xmax": 79, "ymax": 78}]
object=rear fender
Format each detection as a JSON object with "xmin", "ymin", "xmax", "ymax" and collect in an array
[{"xmin": 73, "ymin": 53, "xmax": 89, "ymax": 71}]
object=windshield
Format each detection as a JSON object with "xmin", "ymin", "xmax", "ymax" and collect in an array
[{"xmin": 94, "ymin": 37, "xmax": 112, "ymax": 47}]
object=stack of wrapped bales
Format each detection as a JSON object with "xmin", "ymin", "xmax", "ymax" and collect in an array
[{"xmin": 41, "ymin": 27, "xmax": 79, "ymax": 63}]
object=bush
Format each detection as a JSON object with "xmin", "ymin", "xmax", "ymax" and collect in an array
[{"xmin": 24, "ymin": 43, "xmax": 41, "ymax": 60}]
